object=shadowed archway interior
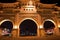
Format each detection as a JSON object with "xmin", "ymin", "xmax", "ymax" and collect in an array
[
  {"xmin": 43, "ymin": 21, "xmax": 55, "ymax": 30},
  {"xmin": 0, "ymin": 21, "xmax": 13, "ymax": 33},
  {"xmin": 43, "ymin": 21, "xmax": 55, "ymax": 35},
  {"xmin": 19, "ymin": 19, "xmax": 37, "ymax": 36}
]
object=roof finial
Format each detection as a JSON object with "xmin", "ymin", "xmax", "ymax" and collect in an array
[{"xmin": 28, "ymin": 0, "xmax": 33, "ymax": 5}]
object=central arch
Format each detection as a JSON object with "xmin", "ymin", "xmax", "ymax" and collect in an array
[{"xmin": 19, "ymin": 19, "xmax": 37, "ymax": 36}]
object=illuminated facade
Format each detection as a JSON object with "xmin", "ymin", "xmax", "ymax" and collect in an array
[{"xmin": 0, "ymin": 0, "xmax": 60, "ymax": 37}]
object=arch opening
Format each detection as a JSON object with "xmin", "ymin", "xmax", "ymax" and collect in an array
[
  {"xmin": 43, "ymin": 21, "xmax": 55, "ymax": 35},
  {"xmin": 0, "ymin": 21, "xmax": 13, "ymax": 36},
  {"xmin": 19, "ymin": 19, "xmax": 37, "ymax": 36}
]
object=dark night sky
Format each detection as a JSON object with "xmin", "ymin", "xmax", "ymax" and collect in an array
[
  {"xmin": 0, "ymin": 0, "xmax": 60, "ymax": 6},
  {"xmin": 40, "ymin": 0, "xmax": 59, "ymax": 4},
  {"xmin": 0, "ymin": 0, "xmax": 16, "ymax": 3},
  {"xmin": 40, "ymin": 0, "xmax": 60, "ymax": 6}
]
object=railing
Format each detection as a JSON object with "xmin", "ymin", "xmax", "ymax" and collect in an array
[
  {"xmin": 36, "ymin": 3, "xmax": 56, "ymax": 9},
  {"xmin": 0, "ymin": 9, "xmax": 20, "ymax": 14},
  {"xmin": 0, "ymin": 2, "xmax": 19, "ymax": 9}
]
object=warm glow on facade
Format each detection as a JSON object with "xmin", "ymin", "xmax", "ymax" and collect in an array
[
  {"xmin": 20, "ymin": 0, "xmax": 37, "ymax": 13},
  {"xmin": 40, "ymin": 25, "xmax": 43, "ymax": 29},
  {"xmin": 0, "ymin": 19, "xmax": 12, "ymax": 25},
  {"xmin": 14, "ymin": 25, "xmax": 18, "ymax": 29},
  {"xmin": 44, "ymin": 19, "xmax": 56, "ymax": 25},
  {"xmin": 0, "ymin": 0, "xmax": 60, "ymax": 38},
  {"xmin": 58, "ymin": 24, "xmax": 60, "ymax": 28}
]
